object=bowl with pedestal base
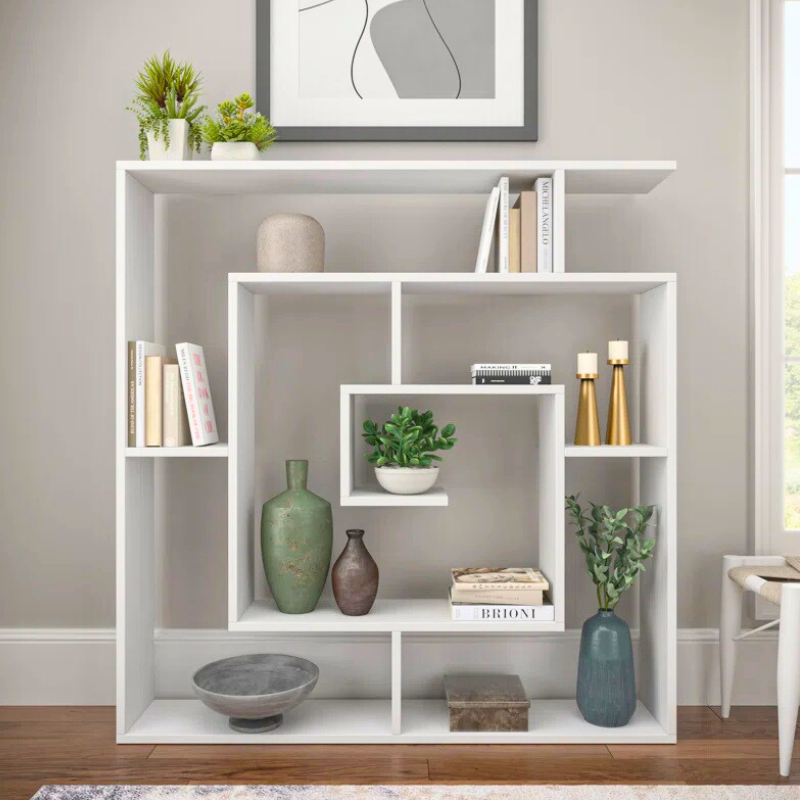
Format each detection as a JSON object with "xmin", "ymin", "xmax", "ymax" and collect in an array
[{"xmin": 192, "ymin": 654, "xmax": 319, "ymax": 732}]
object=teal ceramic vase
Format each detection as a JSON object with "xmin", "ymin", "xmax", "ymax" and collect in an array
[
  {"xmin": 576, "ymin": 609, "xmax": 636, "ymax": 727},
  {"xmin": 261, "ymin": 460, "xmax": 333, "ymax": 614}
]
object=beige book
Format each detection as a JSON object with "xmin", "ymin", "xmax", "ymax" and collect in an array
[
  {"xmin": 513, "ymin": 191, "xmax": 538, "ymax": 272},
  {"xmin": 162, "ymin": 363, "xmax": 191, "ymax": 447},
  {"xmin": 127, "ymin": 342, "xmax": 136, "ymax": 447},
  {"xmin": 450, "ymin": 588, "xmax": 544, "ymax": 606},
  {"xmin": 509, "ymin": 208, "xmax": 521, "ymax": 273},
  {"xmin": 145, "ymin": 356, "xmax": 175, "ymax": 446}
]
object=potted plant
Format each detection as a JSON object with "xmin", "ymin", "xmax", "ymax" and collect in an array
[
  {"xmin": 566, "ymin": 495, "xmax": 656, "ymax": 728},
  {"xmin": 201, "ymin": 94, "xmax": 277, "ymax": 160},
  {"xmin": 362, "ymin": 407, "xmax": 457, "ymax": 495},
  {"xmin": 128, "ymin": 51, "xmax": 205, "ymax": 161}
]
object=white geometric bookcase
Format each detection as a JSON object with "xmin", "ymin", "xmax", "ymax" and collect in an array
[{"xmin": 116, "ymin": 160, "xmax": 676, "ymax": 744}]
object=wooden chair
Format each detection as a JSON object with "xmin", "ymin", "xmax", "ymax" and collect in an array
[{"xmin": 720, "ymin": 555, "xmax": 800, "ymax": 776}]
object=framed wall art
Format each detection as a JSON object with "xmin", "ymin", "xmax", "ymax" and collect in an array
[{"xmin": 256, "ymin": 0, "xmax": 537, "ymax": 142}]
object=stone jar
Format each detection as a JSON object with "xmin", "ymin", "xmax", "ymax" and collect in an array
[
  {"xmin": 576, "ymin": 609, "xmax": 636, "ymax": 727},
  {"xmin": 331, "ymin": 529, "xmax": 379, "ymax": 616},
  {"xmin": 257, "ymin": 214, "xmax": 325, "ymax": 273},
  {"xmin": 261, "ymin": 460, "xmax": 333, "ymax": 614}
]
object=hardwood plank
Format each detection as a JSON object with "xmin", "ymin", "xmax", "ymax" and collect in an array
[
  {"xmin": 427, "ymin": 755, "xmax": 685, "ymax": 783},
  {"xmin": 706, "ymin": 706, "xmax": 799, "ymax": 739},
  {"xmin": 677, "ymin": 758, "xmax": 800, "ymax": 784},
  {"xmin": 0, "ymin": 781, "xmax": 50, "ymax": 800},
  {"xmin": 0, "ymin": 707, "xmax": 114, "ymax": 722},
  {"xmin": 149, "ymin": 744, "xmax": 428, "ymax": 759},
  {"xmin": 609, "ymin": 739, "xmax": 790, "ymax": 759}
]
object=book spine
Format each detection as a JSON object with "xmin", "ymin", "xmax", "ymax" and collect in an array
[
  {"xmin": 498, "ymin": 177, "xmax": 510, "ymax": 273},
  {"xmin": 145, "ymin": 357, "xmax": 163, "ymax": 446},
  {"xmin": 452, "ymin": 590, "xmax": 544, "ymax": 605},
  {"xmin": 473, "ymin": 375, "xmax": 552, "ymax": 385},
  {"xmin": 451, "ymin": 604, "xmax": 555, "ymax": 622},
  {"xmin": 475, "ymin": 187, "xmax": 500, "ymax": 274},
  {"xmin": 127, "ymin": 342, "xmax": 136, "ymax": 447},
  {"xmin": 519, "ymin": 191, "xmax": 537, "ymax": 273},
  {"xmin": 163, "ymin": 363, "xmax": 189, "ymax": 447},
  {"xmin": 471, "ymin": 364, "xmax": 552, "ymax": 372},
  {"xmin": 135, "ymin": 342, "xmax": 145, "ymax": 448},
  {"xmin": 177, "ymin": 344, "xmax": 202, "ymax": 446},
  {"xmin": 535, "ymin": 178, "xmax": 553, "ymax": 273},
  {"xmin": 509, "ymin": 207, "xmax": 521, "ymax": 273}
]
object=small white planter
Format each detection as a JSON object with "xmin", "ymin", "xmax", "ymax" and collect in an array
[
  {"xmin": 211, "ymin": 142, "xmax": 260, "ymax": 161},
  {"xmin": 146, "ymin": 119, "xmax": 191, "ymax": 161},
  {"xmin": 375, "ymin": 466, "xmax": 439, "ymax": 495}
]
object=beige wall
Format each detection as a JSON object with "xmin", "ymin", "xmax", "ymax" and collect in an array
[{"xmin": 0, "ymin": 0, "xmax": 749, "ymax": 628}]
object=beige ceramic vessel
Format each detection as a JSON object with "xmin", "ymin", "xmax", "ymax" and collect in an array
[{"xmin": 257, "ymin": 213, "xmax": 325, "ymax": 272}]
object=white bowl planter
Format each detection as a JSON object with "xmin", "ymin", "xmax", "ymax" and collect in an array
[
  {"xmin": 146, "ymin": 119, "xmax": 191, "ymax": 161},
  {"xmin": 211, "ymin": 142, "xmax": 260, "ymax": 161},
  {"xmin": 375, "ymin": 466, "xmax": 439, "ymax": 495}
]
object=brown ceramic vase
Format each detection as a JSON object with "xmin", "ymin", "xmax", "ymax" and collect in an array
[{"xmin": 331, "ymin": 529, "xmax": 379, "ymax": 616}]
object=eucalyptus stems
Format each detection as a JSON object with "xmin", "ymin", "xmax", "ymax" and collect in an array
[
  {"xmin": 128, "ymin": 51, "xmax": 205, "ymax": 159},
  {"xmin": 566, "ymin": 495, "xmax": 656, "ymax": 611}
]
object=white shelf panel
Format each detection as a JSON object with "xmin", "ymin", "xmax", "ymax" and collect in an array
[
  {"xmin": 342, "ymin": 487, "xmax": 449, "ymax": 507},
  {"xmin": 565, "ymin": 444, "xmax": 668, "ymax": 458},
  {"xmin": 342, "ymin": 383, "xmax": 564, "ymax": 396},
  {"xmin": 230, "ymin": 597, "xmax": 563, "ymax": 633},
  {"xmin": 231, "ymin": 272, "xmax": 676, "ymax": 297},
  {"xmin": 119, "ymin": 160, "xmax": 675, "ymax": 196},
  {"xmin": 125, "ymin": 443, "xmax": 228, "ymax": 458},
  {"xmin": 118, "ymin": 698, "xmax": 672, "ymax": 744},
  {"xmin": 403, "ymin": 699, "xmax": 673, "ymax": 744}
]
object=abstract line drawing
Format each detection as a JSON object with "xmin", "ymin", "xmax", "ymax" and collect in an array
[{"xmin": 298, "ymin": 0, "xmax": 495, "ymax": 101}]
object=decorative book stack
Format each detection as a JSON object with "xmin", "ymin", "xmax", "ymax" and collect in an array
[
  {"xmin": 475, "ymin": 176, "xmax": 553, "ymax": 274},
  {"xmin": 449, "ymin": 568, "xmax": 553, "ymax": 621},
  {"xmin": 127, "ymin": 341, "xmax": 218, "ymax": 447},
  {"xmin": 471, "ymin": 364, "xmax": 552, "ymax": 386}
]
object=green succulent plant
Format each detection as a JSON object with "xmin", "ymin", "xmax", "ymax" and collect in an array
[
  {"xmin": 566, "ymin": 495, "xmax": 656, "ymax": 611},
  {"xmin": 200, "ymin": 93, "xmax": 277, "ymax": 151},
  {"xmin": 363, "ymin": 407, "xmax": 457, "ymax": 468},
  {"xmin": 127, "ymin": 51, "xmax": 205, "ymax": 159}
]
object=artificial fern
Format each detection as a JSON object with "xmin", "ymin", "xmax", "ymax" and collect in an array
[
  {"xmin": 127, "ymin": 52, "xmax": 205, "ymax": 159},
  {"xmin": 200, "ymin": 94, "xmax": 277, "ymax": 151}
]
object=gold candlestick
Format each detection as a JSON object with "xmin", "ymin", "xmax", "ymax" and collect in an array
[
  {"xmin": 606, "ymin": 358, "xmax": 631, "ymax": 445},
  {"xmin": 575, "ymin": 372, "xmax": 601, "ymax": 446}
]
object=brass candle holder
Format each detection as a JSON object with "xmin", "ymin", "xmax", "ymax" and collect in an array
[
  {"xmin": 574, "ymin": 371, "xmax": 601, "ymax": 446},
  {"xmin": 606, "ymin": 358, "xmax": 631, "ymax": 446}
]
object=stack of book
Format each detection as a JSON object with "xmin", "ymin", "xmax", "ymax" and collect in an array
[
  {"xmin": 127, "ymin": 341, "xmax": 219, "ymax": 448},
  {"xmin": 471, "ymin": 363, "xmax": 552, "ymax": 386},
  {"xmin": 475, "ymin": 175, "xmax": 553, "ymax": 274},
  {"xmin": 449, "ymin": 568, "xmax": 554, "ymax": 621}
]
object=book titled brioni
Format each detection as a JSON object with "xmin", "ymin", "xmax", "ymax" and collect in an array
[{"xmin": 450, "ymin": 595, "xmax": 556, "ymax": 622}]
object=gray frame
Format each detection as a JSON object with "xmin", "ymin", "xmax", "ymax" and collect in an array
[{"xmin": 256, "ymin": 0, "xmax": 537, "ymax": 142}]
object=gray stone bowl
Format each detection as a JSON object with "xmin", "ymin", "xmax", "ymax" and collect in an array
[{"xmin": 192, "ymin": 654, "xmax": 319, "ymax": 733}]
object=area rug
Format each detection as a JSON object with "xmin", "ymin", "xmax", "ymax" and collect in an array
[{"xmin": 29, "ymin": 788, "xmax": 800, "ymax": 800}]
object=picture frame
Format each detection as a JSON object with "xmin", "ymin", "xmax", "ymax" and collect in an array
[{"xmin": 256, "ymin": 0, "xmax": 537, "ymax": 142}]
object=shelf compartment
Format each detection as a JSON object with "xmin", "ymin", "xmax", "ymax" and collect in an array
[
  {"xmin": 126, "ymin": 443, "xmax": 229, "ymax": 458},
  {"xmin": 230, "ymin": 597, "xmax": 563, "ymax": 634},
  {"xmin": 118, "ymin": 698, "xmax": 671, "ymax": 744},
  {"xmin": 119, "ymin": 160, "xmax": 675, "ymax": 196},
  {"xmin": 565, "ymin": 445, "xmax": 667, "ymax": 458}
]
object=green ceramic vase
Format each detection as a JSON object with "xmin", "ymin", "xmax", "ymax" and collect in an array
[{"xmin": 261, "ymin": 460, "xmax": 333, "ymax": 614}]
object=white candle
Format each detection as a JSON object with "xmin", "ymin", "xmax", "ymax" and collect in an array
[
  {"xmin": 608, "ymin": 340, "xmax": 629, "ymax": 361},
  {"xmin": 577, "ymin": 352, "xmax": 598, "ymax": 375}
]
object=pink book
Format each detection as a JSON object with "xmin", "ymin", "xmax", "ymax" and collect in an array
[{"xmin": 176, "ymin": 343, "xmax": 219, "ymax": 446}]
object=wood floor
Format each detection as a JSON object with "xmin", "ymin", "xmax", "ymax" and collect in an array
[{"xmin": 1, "ymin": 706, "xmax": 799, "ymax": 798}]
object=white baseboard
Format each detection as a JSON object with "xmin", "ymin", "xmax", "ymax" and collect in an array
[{"xmin": 0, "ymin": 627, "xmax": 781, "ymax": 707}]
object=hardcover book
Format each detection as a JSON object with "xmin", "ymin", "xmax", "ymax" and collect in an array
[
  {"xmin": 132, "ymin": 341, "xmax": 166, "ymax": 448},
  {"xmin": 451, "ymin": 587, "xmax": 545, "ymax": 606},
  {"xmin": 475, "ymin": 187, "xmax": 500, "ymax": 274},
  {"xmin": 451, "ymin": 568, "xmax": 549, "ymax": 592},
  {"xmin": 162, "ymin": 363, "xmax": 191, "ymax": 447},
  {"xmin": 471, "ymin": 364, "xmax": 552, "ymax": 386},
  {"xmin": 534, "ymin": 177, "xmax": 553, "ymax": 273},
  {"xmin": 512, "ymin": 191, "xmax": 537, "ymax": 273},
  {"xmin": 496, "ymin": 177, "xmax": 510, "ymax": 273},
  {"xmin": 449, "ymin": 592, "xmax": 555, "ymax": 622},
  {"xmin": 176, "ymin": 343, "xmax": 219, "ymax": 447},
  {"xmin": 145, "ymin": 356, "xmax": 175, "ymax": 447},
  {"xmin": 509, "ymin": 207, "xmax": 521, "ymax": 273}
]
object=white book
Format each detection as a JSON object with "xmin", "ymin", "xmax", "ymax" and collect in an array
[
  {"xmin": 534, "ymin": 177, "xmax": 553, "ymax": 273},
  {"xmin": 496, "ymin": 177, "xmax": 510, "ymax": 273},
  {"xmin": 450, "ymin": 597, "xmax": 555, "ymax": 622},
  {"xmin": 134, "ymin": 341, "xmax": 165, "ymax": 448},
  {"xmin": 475, "ymin": 187, "xmax": 500, "ymax": 274},
  {"xmin": 176, "ymin": 343, "xmax": 219, "ymax": 447},
  {"xmin": 471, "ymin": 363, "xmax": 552, "ymax": 374}
]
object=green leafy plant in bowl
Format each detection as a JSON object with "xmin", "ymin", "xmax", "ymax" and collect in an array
[
  {"xmin": 362, "ymin": 407, "xmax": 457, "ymax": 495},
  {"xmin": 128, "ymin": 51, "xmax": 205, "ymax": 160},
  {"xmin": 201, "ymin": 94, "xmax": 277, "ymax": 160}
]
